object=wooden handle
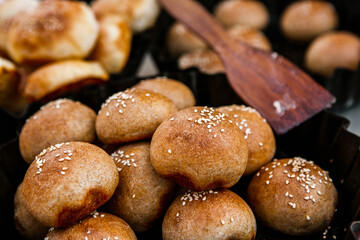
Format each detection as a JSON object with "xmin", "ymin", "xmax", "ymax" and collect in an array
[{"xmin": 159, "ymin": 0, "xmax": 246, "ymax": 54}]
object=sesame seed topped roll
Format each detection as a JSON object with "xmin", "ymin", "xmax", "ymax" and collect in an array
[
  {"xmin": 45, "ymin": 212, "xmax": 137, "ymax": 240},
  {"xmin": 104, "ymin": 142, "xmax": 176, "ymax": 232},
  {"xmin": 247, "ymin": 157, "xmax": 338, "ymax": 236},
  {"xmin": 217, "ymin": 105, "xmax": 276, "ymax": 176},
  {"xmin": 150, "ymin": 106, "xmax": 248, "ymax": 191},
  {"xmin": 21, "ymin": 142, "xmax": 119, "ymax": 228},
  {"xmin": 134, "ymin": 77, "xmax": 196, "ymax": 110},
  {"xmin": 96, "ymin": 88, "xmax": 178, "ymax": 145},
  {"xmin": 162, "ymin": 189, "xmax": 256, "ymax": 240},
  {"xmin": 19, "ymin": 98, "xmax": 97, "ymax": 164}
]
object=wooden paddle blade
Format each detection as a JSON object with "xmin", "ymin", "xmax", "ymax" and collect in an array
[
  {"xmin": 222, "ymin": 46, "xmax": 336, "ymax": 134},
  {"xmin": 160, "ymin": 0, "xmax": 336, "ymax": 135}
]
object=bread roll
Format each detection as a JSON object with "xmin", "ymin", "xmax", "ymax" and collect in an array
[
  {"xmin": 305, "ymin": 31, "xmax": 360, "ymax": 77},
  {"xmin": 21, "ymin": 142, "xmax": 119, "ymax": 227},
  {"xmin": 91, "ymin": 15, "xmax": 132, "ymax": 74},
  {"xmin": 227, "ymin": 24, "xmax": 272, "ymax": 51},
  {"xmin": 92, "ymin": 0, "xmax": 160, "ymax": 33},
  {"xmin": 0, "ymin": 0, "xmax": 39, "ymax": 55},
  {"xmin": 134, "ymin": 77, "xmax": 196, "ymax": 110},
  {"xmin": 162, "ymin": 189, "xmax": 256, "ymax": 240},
  {"xmin": 105, "ymin": 142, "xmax": 176, "ymax": 232},
  {"xmin": 178, "ymin": 25, "xmax": 271, "ymax": 74},
  {"xmin": 217, "ymin": 105, "xmax": 276, "ymax": 175},
  {"xmin": 247, "ymin": 157, "xmax": 338, "ymax": 235},
  {"xmin": 45, "ymin": 212, "xmax": 137, "ymax": 240},
  {"xmin": 178, "ymin": 49, "xmax": 225, "ymax": 75},
  {"xmin": 0, "ymin": 56, "xmax": 19, "ymax": 108},
  {"xmin": 166, "ymin": 22, "xmax": 207, "ymax": 58},
  {"xmin": 14, "ymin": 182, "xmax": 48, "ymax": 240},
  {"xmin": 150, "ymin": 106, "xmax": 248, "ymax": 191},
  {"xmin": 214, "ymin": 0, "xmax": 269, "ymax": 30},
  {"xmin": 6, "ymin": 0, "xmax": 99, "ymax": 64},
  {"xmin": 280, "ymin": 0, "xmax": 339, "ymax": 42},
  {"xmin": 19, "ymin": 98, "xmax": 97, "ymax": 164},
  {"xmin": 24, "ymin": 60, "xmax": 108, "ymax": 102},
  {"xmin": 96, "ymin": 88, "xmax": 178, "ymax": 145}
]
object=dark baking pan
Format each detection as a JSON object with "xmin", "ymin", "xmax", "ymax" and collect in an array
[
  {"xmin": 0, "ymin": 71, "xmax": 360, "ymax": 239},
  {"xmin": 149, "ymin": 0, "xmax": 360, "ymax": 111}
]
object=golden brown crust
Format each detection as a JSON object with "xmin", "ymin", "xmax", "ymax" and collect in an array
[
  {"xmin": 178, "ymin": 49, "xmax": 225, "ymax": 75},
  {"xmin": 24, "ymin": 60, "xmax": 109, "ymax": 102},
  {"xmin": 0, "ymin": 57, "xmax": 19, "ymax": 108},
  {"xmin": 166, "ymin": 22, "xmax": 207, "ymax": 58},
  {"xmin": 227, "ymin": 25, "xmax": 272, "ymax": 51},
  {"xmin": 6, "ymin": 0, "xmax": 99, "ymax": 64},
  {"xmin": 14, "ymin": 183, "xmax": 48, "ymax": 240},
  {"xmin": 247, "ymin": 157, "xmax": 338, "ymax": 236},
  {"xmin": 91, "ymin": 15, "xmax": 132, "ymax": 74},
  {"xmin": 214, "ymin": 0, "xmax": 269, "ymax": 29},
  {"xmin": 19, "ymin": 99, "xmax": 97, "ymax": 164},
  {"xmin": 96, "ymin": 88, "xmax": 178, "ymax": 145},
  {"xmin": 150, "ymin": 106, "xmax": 248, "ymax": 191},
  {"xmin": 217, "ymin": 105, "xmax": 276, "ymax": 175},
  {"xmin": 162, "ymin": 189, "xmax": 256, "ymax": 240},
  {"xmin": 105, "ymin": 142, "xmax": 176, "ymax": 232},
  {"xmin": 305, "ymin": 31, "xmax": 360, "ymax": 77},
  {"xmin": 45, "ymin": 212, "xmax": 137, "ymax": 240},
  {"xmin": 21, "ymin": 142, "xmax": 119, "ymax": 227},
  {"xmin": 91, "ymin": 0, "xmax": 160, "ymax": 33},
  {"xmin": 134, "ymin": 77, "xmax": 196, "ymax": 110},
  {"xmin": 280, "ymin": 0, "xmax": 339, "ymax": 42},
  {"xmin": 0, "ymin": 0, "xmax": 39, "ymax": 55}
]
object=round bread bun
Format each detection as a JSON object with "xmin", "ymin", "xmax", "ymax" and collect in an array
[
  {"xmin": 6, "ymin": 0, "xmax": 99, "ymax": 64},
  {"xmin": 178, "ymin": 49, "xmax": 225, "ymax": 75},
  {"xmin": 162, "ymin": 189, "xmax": 256, "ymax": 240},
  {"xmin": 96, "ymin": 88, "xmax": 178, "ymax": 145},
  {"xmin": 91, "ymin": 0, "xmax": 160, "ymax": 33},
  {"xmin": 166, "ymin": 22, "xmax": 207, "ymax": 58},
  {"xmin": 0, "ymin": 0, "xmax": 39, "ymax": 55},
  {"xmin": 150, "ymin": 106, "xmax": 248, "ymax": 191},
  {"xmin": 91, "ymin": 15, "xmax": 132, "ymax": 74},
  {"xmin": 19, "ymin": 98, "xmax": 97, "ymax": 164},
  {"xmin": 305, "ymin": 31, "xmax": 360, "ymax": 77},
  {"xmin": 21, "ymin": 142, "xmax": 119, "ymax": 227},
  {"xmin": 0, "ymin": 56, "xmax": 19, "ymax": 108},
  {"xmin": 14, "ymin": 182, "xmax": 48, "ymax": 240},
  {"xmin": 45, "ymin": 212, "xmax": 136, "ymax": 240},
  {"xmin": 134, "ymin": 77, "xmax": 196, "ymax": 110},
  {"xmin": 104, "ymin": 142, "xmax": 176, "ymax": 232},
  {"xmin": 24, "ymin": 59, "xmax": 109, "ymax": 102},
  {"xmin": 217, "ymin": 105, "xmax": 276, "ymax": 176},
  {"xmin": 227, "ymin": 24, "xmax": 272, "ymax": 51},
  {"xmin": 280, "ymin": 0, "xmax": 338, "ymax": 42},
  {"xmin": 214, "ymin": 0, "xmax": 269, "ymax": 30},
  {"xmin": 247, "ymin": 157, "xmax": 338, "ymax": 236}
]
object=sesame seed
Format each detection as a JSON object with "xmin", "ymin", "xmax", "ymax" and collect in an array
[
  {"xmin": 221, "ymin": 220, "xmax": 225, "ymax": 225},
  {"xmin": 230, "ymin": 217, "xmax": 234, "ymax": 222},
  {"xmin": 60, "ymin": 171, "xmax": 66, "ymax": 175},
  {"xmin": 176, "ymin": 212, "xmax": 179, "ymax": 217},
  {"xmin": 285, "ymin": 180, "xmax": 289, "ymax": 184},
  {"xmin": 168, "ymin": 149, "xmax": 172, "ymax": 154},
  {"xmin": 256, "ymin": 172, "xmax": 260, "ymax": 177},
  {"xmin": 307, "ymin": 215, "xmax": 311, "ymax": 221},
  {"xmin": 132, "ymin": 195, "xmax": 136, "ymax": 198},
  {"xmin": 266, "ymin": 180, "xmax": 270, "ymax": 185}
]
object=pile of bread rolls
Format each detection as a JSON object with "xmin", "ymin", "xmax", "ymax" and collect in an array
[
  {"xmin": 15, "ymin": 76, "xmax": 338, "ymax": 239},
  {"xmin": 0, "ymin": 0, "xmax": 160, "ymax": 114},
  {"xmin": 166, "ymin": 0, "xmax": 360, "ymax": 78}
]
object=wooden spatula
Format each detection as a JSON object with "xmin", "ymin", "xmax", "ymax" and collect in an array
[{"xmin": 160, "ymin": 0, "xmax": 336, "ymax": 135}]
